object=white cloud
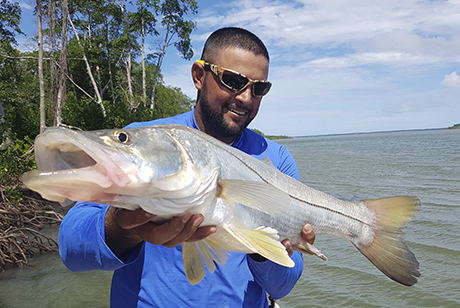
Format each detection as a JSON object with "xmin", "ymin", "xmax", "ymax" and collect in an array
[
  {"xmin": 442, "ymin": 72, "xmax": 460, "ymax": 89},
  {"xmin": 18, "ymin": 2, "xmax": 33, "ymax": 10},
  {"xmin": 378, "ymin": 101, "xmax": 440, "ymax": 117}
]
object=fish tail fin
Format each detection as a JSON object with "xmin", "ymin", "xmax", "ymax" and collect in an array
[{"xmin": 357, "ymin": 196, "xmax": 421, "ymax": 286}]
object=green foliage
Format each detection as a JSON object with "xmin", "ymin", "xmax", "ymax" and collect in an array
[
  {"xmin": 62, "ymin": 93, "xmax": 106, "ymax": 130},
  {"xmin": 152, "ymin": 84, "xmax": 194, "ymax": 118},
  {"xmin": 250, "ymin": 128, "xmax": 292, "ymax": 140},
  {"xmin": 0, "ymin": 0, "xmax": 23, "ymax": 46},
  {"xmin": 0, "ymin": 134, "xmax": 36, "ymax": 185},
  {"xmin": 4, "ymin": 186, "xmax": 23, "ymax": 202}
]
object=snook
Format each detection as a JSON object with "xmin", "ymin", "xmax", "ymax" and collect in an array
[{"xmin": 21, "ymin": 124, "xmax": 420, "ymax": 286}]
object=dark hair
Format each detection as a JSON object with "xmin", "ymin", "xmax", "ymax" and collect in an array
[{"xmin": 201, "ymin": 27, "xmax": 269, "ymax": 63}]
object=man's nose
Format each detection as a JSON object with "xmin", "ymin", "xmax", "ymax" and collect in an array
[{"xmin": 235, "ymin": 85, "xmax": 253, "ymax": 104}]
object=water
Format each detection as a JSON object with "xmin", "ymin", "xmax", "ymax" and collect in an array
[
  {"xmin": 1, "ymin": 129, "xmax": 459, "ymax": 307},
  {"xmin": 278, "ymin": 129, "xmax": 460, "ymax": 308}
]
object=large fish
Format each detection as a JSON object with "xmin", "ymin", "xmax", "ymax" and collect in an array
[{"xmin": 21, "ymin": 124, "xmax": 420, "ymax": 286}]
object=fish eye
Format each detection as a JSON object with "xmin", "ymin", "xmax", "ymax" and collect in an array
[{"xmin": 114, "ymin": 131, "xmax": 130, "ymax": 143}]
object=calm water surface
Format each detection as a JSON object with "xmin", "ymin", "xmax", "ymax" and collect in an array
[{"xmin": 1, "ymin": 129, "xmax": 459, "ymax": 307}]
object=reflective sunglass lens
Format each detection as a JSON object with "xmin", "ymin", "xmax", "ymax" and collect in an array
[
  {"xmin": 221, "ymin": 72, "xmax": 248, "ymax": 91},
  {"xmin": 253, "ymin": 82, "xmax": 271, "ymax": 96}
]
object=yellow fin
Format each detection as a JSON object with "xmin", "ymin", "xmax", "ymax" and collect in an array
[
  {"xmin": 218, "ymin": 180, "xmax": 290, "ymax": 214},
  {"xmin": 357, "ymin": 196, "xmax": 421, "ymax": 286},
  {"xmin": 182, "ymin": 242, "xmax": 206, "ymax": 285},
  {"xmin": 223, "ymin": 224, "xmax": 294, "ymax": 268},
  {"xmin": 182, "ymin": 238, "xmax": 231, "ymax": 285}
]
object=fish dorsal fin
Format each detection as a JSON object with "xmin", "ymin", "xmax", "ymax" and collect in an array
[
  {"xmin": 223, "ymin": 224, "xmax": 295, "ymax": 268},
  {"xmin": 259, "ymin": 157, "xmax": 276, "ymax": 168},
  {"xmin": 218, "ymin": 180, "xmax": 290, "ymax": 214},
  {"xmin": 182, "ymin": 238, "xmax": 230, "ymax": 285}
]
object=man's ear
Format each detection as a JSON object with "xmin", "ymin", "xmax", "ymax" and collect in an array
[{"xmin": 191, "ymin": 61, "xmax": 205, "ymax": 90}]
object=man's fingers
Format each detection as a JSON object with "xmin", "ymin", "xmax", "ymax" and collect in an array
[
  {"xmin": 281, "ymin": 239, "xmax": 293, "ymax": 257},
  {"xmin": 186, "ymin": 225, "xmax": 217, "ymax": 242},
  {"xmin": 161, "ymin": 214, "xmax": 204, "ymax": 247},
  {"xmin": 114, "ymin": 209, "xmax": 217, "ymax": 248},
  {"xmin": 115, "ymin": 208, "xmax": 156, "ymax": 230},
  {"xmin": 302, "ymin": 223, "xmax": 316, "ymax": 245},
  {"xmin": 132, "ymin": 215, "xmax": 189, "ymax": 245}
]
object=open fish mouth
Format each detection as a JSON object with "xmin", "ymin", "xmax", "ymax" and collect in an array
[{"xmin": 21, "ymin": 128, "xmax": 132, "ymax": 202}]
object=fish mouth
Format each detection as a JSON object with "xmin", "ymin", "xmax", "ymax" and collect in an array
[{"xmin": 21, "ymin": 127, "xmax": 131, "ymax": 202}]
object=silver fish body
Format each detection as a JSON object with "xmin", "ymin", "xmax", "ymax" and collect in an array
[{"xmin": 21, "ymin": 124, "xmax": 420, "ymax": 286}]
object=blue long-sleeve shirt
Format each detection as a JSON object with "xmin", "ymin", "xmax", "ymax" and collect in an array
[{"xmin": 59, "ymin": 109, "xmax": 303, "ymax": 307}]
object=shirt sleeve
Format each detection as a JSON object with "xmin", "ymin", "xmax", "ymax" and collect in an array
[
  {"xmin": 58, "ymin": 201, "xmax": 141, "ymax": 271},
  {"xmin": 247, "ymin": 252, "xmax": 303, "ymax": 300}
]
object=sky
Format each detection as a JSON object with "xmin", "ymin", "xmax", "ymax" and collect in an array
[{"xmin": 17, "ymin": 0, "xmax": 460, "ymax": 136}]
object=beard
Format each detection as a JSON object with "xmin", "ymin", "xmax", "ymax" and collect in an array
[{"xmin": 198, "ymin": 84, "xmax": 254, "ymax": 139}]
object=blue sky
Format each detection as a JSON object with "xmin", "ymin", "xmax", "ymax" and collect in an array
[{"xmin": 17, "ymin": 0, "xmax": 460, "ymax": 136}]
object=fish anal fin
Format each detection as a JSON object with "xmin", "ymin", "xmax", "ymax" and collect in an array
[
  {"xmin": 223, "ymin": 224, "xmax": 294, "ymax": 268},
  {"xmin": 357, "ymin": 196, "xmax": 420, "ymax": 286},
  {"xmin": 182, "ymin": 238, "xmax": 231, "ymax": 285},
  {"xmin": 292, "ymin": 241, "xmax": 327, "ymax": 261},
  {"xmin": 218, "ymin": 180, "xmax": 290, "ymax": 214}
]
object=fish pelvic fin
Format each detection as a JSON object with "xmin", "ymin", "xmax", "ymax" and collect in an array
[
  {"xmin": 357, "ymin": 196, "xmax": 421, "ymax": 286},
  {"xmin": 292, "ymin": 241, "xmax": 327, "ymax": 261},
  {"xmin": 223, "ymin": 224, "xmax": 295, "ymax": 268},
  {"xmin": 218, "ymin": 180, "xmax": 290, "ymax": 214},
  {"xmin": 182, "ymin": 238, "xmax": 230, "ymax": 285}
]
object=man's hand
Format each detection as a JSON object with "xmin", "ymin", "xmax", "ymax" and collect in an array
[
  {"xmin": 282, "ymin": 224, "xmax": 316, "ymax": 257},
  {"xmin": 105, "ymin": 207, "xmax": 217, "ymax": 259}
]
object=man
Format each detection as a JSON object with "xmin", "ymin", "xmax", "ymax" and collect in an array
[{"xmin": 59, "ymin": 27, "xmax": 315, "ymax": 307}]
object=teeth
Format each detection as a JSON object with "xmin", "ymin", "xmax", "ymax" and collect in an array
[{"xmin": 230, "ymin": 108, "xmax": 246, "ymax": 115}]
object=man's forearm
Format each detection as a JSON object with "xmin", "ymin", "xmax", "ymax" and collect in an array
[{"xmin": 105, "ymin": 206, "xmax": 144, "ymax": 260}]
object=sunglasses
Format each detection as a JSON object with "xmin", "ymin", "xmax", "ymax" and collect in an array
[{"xmin": 196, "ymin": 60, "xmax": 272, "ymax": 97}]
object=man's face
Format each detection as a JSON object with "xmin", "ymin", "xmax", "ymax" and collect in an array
[{"xmin": 194, "ymin": 47, "xmax": 269, "ymax": 143}]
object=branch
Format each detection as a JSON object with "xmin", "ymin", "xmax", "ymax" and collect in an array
[{"xmin": 0, "ymin": 55, "xmax": 51, "ymax": 60}]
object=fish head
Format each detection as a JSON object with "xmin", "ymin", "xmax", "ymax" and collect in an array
[{"xmin": 21, "ymin": 126, "xmax": 182, "ymax": 205}]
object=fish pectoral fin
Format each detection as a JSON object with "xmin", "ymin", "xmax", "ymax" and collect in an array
[
  {"xmin": 223, "ymin": 224, "xmax": 295, "ymax": 268},
  {"xmin": 292, "ymin": 241, "xmax": 327, "ymax": 261},
  {"xmin": 182, "ymin": 238, "xmax": 230, "ymax": 285},
  {"xmin": 218, "ymin": 180, "xmax": 290, "ymax": 214}
]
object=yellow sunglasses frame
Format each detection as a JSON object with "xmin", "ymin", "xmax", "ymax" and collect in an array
[{"xmin": 195, "ymin": 60, "xmax": 272, "ymax": 97}]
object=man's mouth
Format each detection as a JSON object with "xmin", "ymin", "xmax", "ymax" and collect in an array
[{"xmin": 228, "ymin": 106, "xmax": 247, "ymax": 116}]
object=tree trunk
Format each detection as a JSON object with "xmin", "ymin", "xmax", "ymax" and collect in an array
[
  {"xmin": 103, "ymin": 18, "xmax": 115, "ymax": 105},
  {"xmin": 47, "ymin": 0, "xmax": 58, "ymax": 123},
  {"xmin": 141, "ymin": 14, "xmax": 147, "ymax": 105},
  {"xmin": 55, "ymin": 0, "xmax": 69, "ymax": 127},
  {"xmin": 150, "ymin": 23, "xmax": 170, "ymax": 110},
  {"xmin": 68, "ymin": 16, "xmax": 106, "ymax": 116},
  {"xmin": 37, "ymin": 0, "xmax": 46, "ymax": 133},
  {"xmin": 117, "ymin": 0, "xmax": 134, "ymax": 108}
]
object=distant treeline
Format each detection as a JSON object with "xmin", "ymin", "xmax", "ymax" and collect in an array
[
  {"xmin": 250, "ymin": 128, "xmax": 292, "ymax": 140},
  {"xmin": 448, "ymin": 123, "xmax": 460, "ymax": 129}
]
